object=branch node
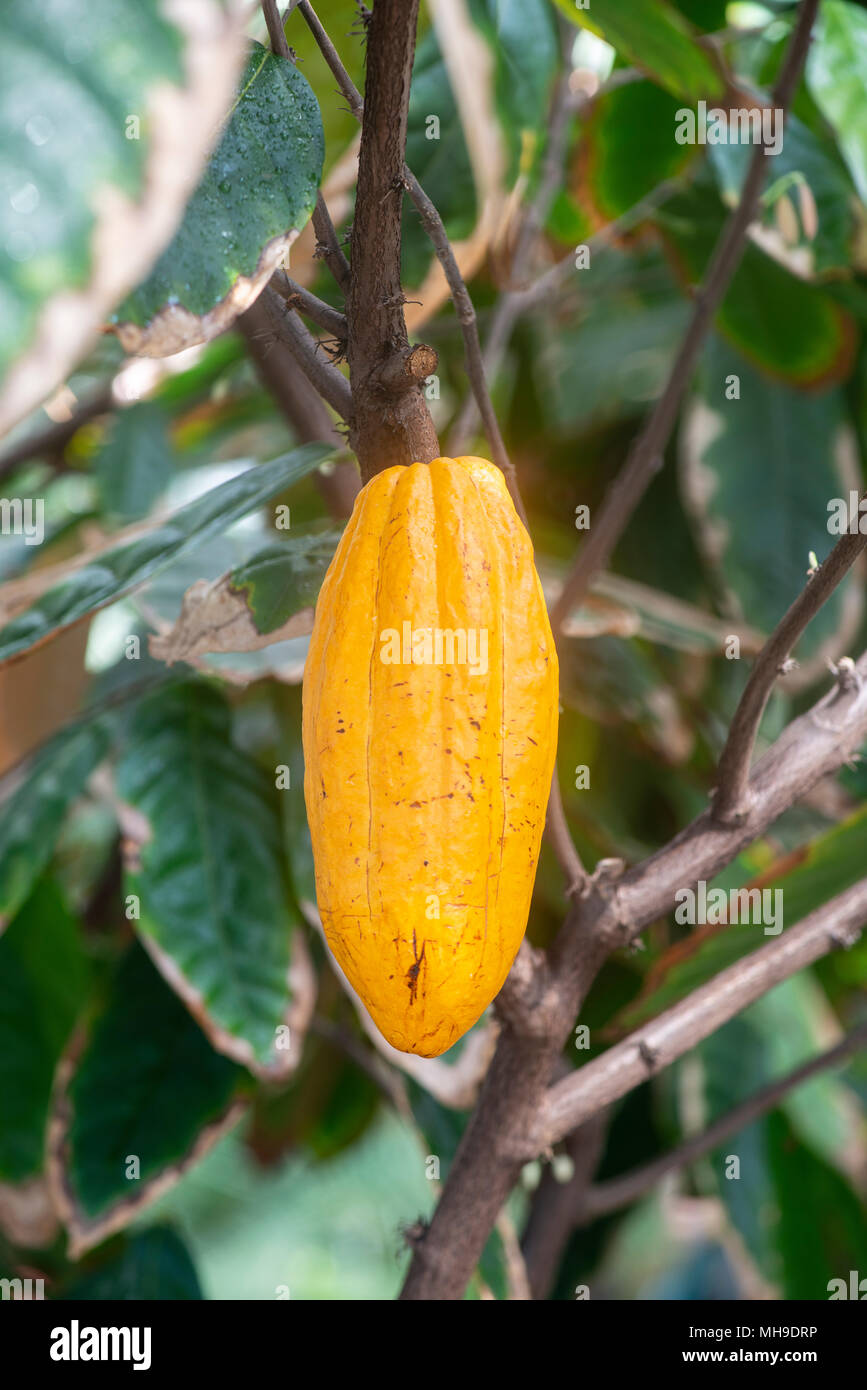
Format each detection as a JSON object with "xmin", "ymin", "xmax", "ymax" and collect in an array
[
  {"xmin": 829, "ymin": 655, "xmax": 862, "ymax": 693},
  {"xmin": 401, "ymin": 1218, "xmax": 429, "ymax": 1250},
  {"xmin": 374, "ymin": 343, "xmax": 438, "ymax": 397},
  {"xmin": 827, "ymin": 924, "xmax": 862, "ymax": 951},
  {"xmin": 591, "ymin": 857, "xmax": 626, "ymax": 889},
  {"xmin": 710, "ymin": 785, "xmax": 757, "ymax": 828}
]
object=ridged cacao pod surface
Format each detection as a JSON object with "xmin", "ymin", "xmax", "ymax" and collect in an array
[{"xmin": 302, "ymin": 456, "xmax": 558, "ymax": 1056}]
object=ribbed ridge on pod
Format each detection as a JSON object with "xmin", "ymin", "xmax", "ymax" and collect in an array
[{"xmin": 302, "ymin": 457, "xmax": 558, "ymax": 1057}]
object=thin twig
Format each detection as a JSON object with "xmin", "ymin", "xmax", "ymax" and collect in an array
[
  {"xmin": 271, "ymin": 270, "xmax": 348, "ymax": 338},
  {"xmin": 712, "ymin": 513, "xmax": 867, "ymax": 824},
  {"xmin": 298, "ymin": 2, "xmax": 364, "ymax": 118},
  {"xmin": 262, "ymin": 0, "xmax": 290, "ymax": 55},
  {"xmin": 255, "ymin": 287, "xmax": 352, "ymax": 418},
  {"xmin": 402, "ymin": 168, "xmax": 526, "ymax": 521},
  {"xmin": 548, "ymin": 0, "xmax": 821, "ymax": 636},
  {"xmin": 554, "ymin": 650, "xmax": 867, "ymax": 984},
  {"xmin": 545, "ymin": 770, "xmax": 586, "ymax": 895},
  {"xmin": 579, "ymin": 1020, "xmax": 867, "ymax": 1223},
  {"xmin": 311, "ymin": 193, "xmax": 352, "ymax": 293}
]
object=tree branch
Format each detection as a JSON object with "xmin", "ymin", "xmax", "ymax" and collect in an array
[
  {"xmin": 345, "ymin": 0, "xmax": 440, "ymax": 479},
  {"xmin": 537, "ymin": 883, "xmax": 867, "ymax": 1148},
  {"xmin": 557, "ymin": 650, "xmax": 867, "ymax": 984},
  {"xmin": 311, "ymin": 193, "xmax": 352, "ymax": 294},
  {"xmin": 578, "ymin": 1020, "xmax": 867, "ymax": 1224},
  {"xmin": 548, "ymin": 0, "xmax": 821, "ymax": 635},
  {"xmin": 712, "ymin": 514, "xmax": 867, "ymax": 824},
  {"xmin": 284, "ymin": 0, "xmax": 838, "ymax": 1308}
]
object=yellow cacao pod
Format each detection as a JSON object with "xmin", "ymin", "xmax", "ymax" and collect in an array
[{"xmin": 302, "ymin": 456, "xmax": 558, "ymax": 1057}]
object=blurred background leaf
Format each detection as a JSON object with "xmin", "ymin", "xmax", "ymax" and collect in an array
[{"xmin": 116, "ymin": 682, "xmax": 302, "ymax": 1075}]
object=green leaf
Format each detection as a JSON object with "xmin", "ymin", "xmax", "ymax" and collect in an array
[
  {"xmin": 469, "ymin": 0, "xmax": 559, "ymax": 170},
  {"xmin": 806, "ymin": 0, "xmax": 867, "ymax": 204},
  {"xmin": 770, "ymin": 805, "xmax": 867, "ymax": 924},
  {"xmin": 708, "ymin": 112, "xmax": 856, "ymax": 276},
  {"xmin": 247, "ymin": 1034, "xmax": 380, "ymax": 1165},
  {"xmin": 95, "ymin": 402, "xmax": 174, "ymax": 523},
  {"xmin": 0, "ymin": 721, "xmax": 109, "ymax": 926},
  {"xmin": 673, "ymin": 0, "xmax": 728, "ymax": 28},
  {"xmin": 770, "ymin": 1111, "xmax": 867, "ymax": 1298},
  {"xmin": 476, "ymin": 1228, "xmax": 510, "ymax": 1301},
  {"xmin": 695, "ymin": 1013, "xmax": 777, "ymax": 1275},
  {"xmin": 62, "ymin": 1225, "xmax": 204, "ymax": 1300},
  {"xmin": 693, "ymin": 968, "xmax": 865, "ymax": 1288},
  {"xmin": 114, "ymin": 44, "xmax": 325, "ymax": 352},
  {"xmin": 536, "ymin": 248, "xmax": 690, "ymax": 431},
  {"xmin": 0, "ymin": 879, "xmax": 89, "ymax": 1181},
  {"xmin": 579, "ymin": 81, "xmax": 696, "ymax": 220},
  {"xmin": 561, "ymin": 631, "xmax": 696, "ymax": 766},
  {"xmin": 552, "ymin": 0, "xmax": 723, "ymax": 102},
  {"xmin": 0, "ymin": 0, "xmax": 245, "ymax": 433},
  {"xmin": 0, "ymin": 473, "xmax": 97, "ymax": 585},
  {"xmin": 229, "ymin": 528, "xmax": 341, "ymax": 634},
  {"xmin": 0, "ymin": 1, "xmax": 182, "ymax": 382},
  {"xmin": 55, "ymin": 942, "xmax": 239, "ymax": 1250},
  {"xmin": 658, "ymin": 181, "xmax": 856, "ymax": 384},
  {"xmin": 682, "ymin": 336, "xmax": 858, "ymax": 659},
  {"xmin": 116, "ymin": 682, "xmax": 302, "ymax": 1076},
  {"xmin": 745, "ymin": 976, "xmax": 857, "ymax": 1172},
  {"xmin": 0, "ymin": 442, "xmax": 333, "ymax": 667}
]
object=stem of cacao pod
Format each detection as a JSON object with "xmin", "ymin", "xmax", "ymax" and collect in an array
[{"xmin": 346, "ymin": 0, "xmax": 441, "ymax": 478}]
